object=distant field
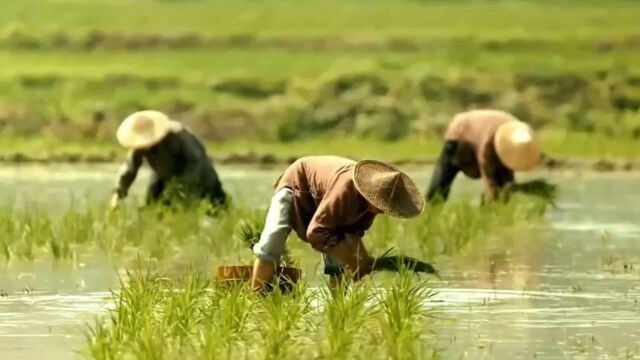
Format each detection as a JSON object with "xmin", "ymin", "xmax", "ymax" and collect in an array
[
  {"xmin": 1, "ymin": 0, "xmax": 639, "ymax": 160},
  {"xmin": 1, "ymin": 130, "xmax": 639, "ymax": 164},
  {"xmin": 2, "ymin": 0, "xmax": 638, "ymax": 39},
  {"xmin": 1, "ymin": 46, "xmax": 638, "ymax": 80}
]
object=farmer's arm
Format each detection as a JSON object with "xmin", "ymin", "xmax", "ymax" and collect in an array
[
  {"xmin": 113, "ymin": 150, "xmax": 143, "ymax": 199},
  {"xmin": 479, "ymin": 142, "xmax": 516, "ymax": 202},
  {"xmin": 480, "ymin": 160, "xmax": 514, "ymax": 202},
  {"xmin": 251, "ymin": 258, "xmax": 276, "ymax": 292},
  {"xmin": 307, "ymin": 181, "xmax": 374, "ymax": 280},
  {"xmin": 251, "ymin": 188, "xmax": 293, "ymax": 292}
]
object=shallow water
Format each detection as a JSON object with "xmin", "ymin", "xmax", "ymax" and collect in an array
[{"xmin": 0, "ymin": 165, "xmax": 639, "ymax": 359}]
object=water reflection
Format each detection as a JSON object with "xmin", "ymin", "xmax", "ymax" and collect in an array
[{"xmin": 0, "ymin": 166, "xmax": 639, "ymax": 358}]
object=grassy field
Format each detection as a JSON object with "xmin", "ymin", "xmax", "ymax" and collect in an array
[
  {"xmin": 0, "ymin": 195, "xmax": 549, "ymax": 263},
  {"xmin": 3, "ymin": 0, "xmax": 639, "ymax": 39},
  {"xmin": 2, "ymin": 193, "xmax": 548, "ymax": 359},
  {"xmin": 0, "ymin": 131, "xmax": 639, "ymax": 167},
  {"xmin": 84, "ymin": 269, "xmax": 439, "ymax": 360},
  {"xmin": 0, "ymin": 3, "xmax": 635, "ymax": 357},
  {"xmin": 0, "ymin": 0, "xmax": 639, "ymax": 160},
  {"xmin": 0, "ymin": 193, "xmax": 548, "ymax": 358}
]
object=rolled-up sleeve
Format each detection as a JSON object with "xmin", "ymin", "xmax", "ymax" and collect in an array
[
  {"xmin": 114, "ymin": 150, "xmax": 143, "ymax": 198},
  {"xmin": 253, "ymin": 188, "xmax": 294, "ymax": 263},
  {"xmin": 306, "ymin": 178, "xmax": 359, "ymax": 252}
]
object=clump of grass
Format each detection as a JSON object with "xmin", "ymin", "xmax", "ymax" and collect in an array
[
  {"xmin": 365, "ymin": 196, "xmax": 550, "ymax": 261},
  {"xmin": 237, "ymin": 219, "xmax": 263, "ymax": 249},
  {"xmin": 319, "ymin": 283, "xmax": 374, "ymax": 358},
  {"xmin": 83, "ymin": 267, "xmax": 439, "ymax": 359},
  {"xmin": 375, "ymin": 271, "xmax": 437, "ymax": 359},
  {"xmin": 236, "ymin": 218, "xmax": 297, "ymax": 267},
  {"xmin": 0, "ymin": 195, "xmax": 549, "ymax": 268},
  {"xmin": 0, "ymin": 202, "xmax": 265, "ymax": 264}
]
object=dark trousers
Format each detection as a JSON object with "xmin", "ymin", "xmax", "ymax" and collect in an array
[{"xmin": 426, "ymin": 141, "xmax": 460, "ymax": 201}]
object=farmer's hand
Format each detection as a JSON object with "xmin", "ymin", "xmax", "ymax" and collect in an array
[
  {"xmin": 108, "ymin": 193, "xmax": 120, "ymax": 212},
  {"xmin": 251, "ymin": 258, "xmax": 276, "ymax": 293},
  {"xmin": 327, "ymin": 233, "xmax": 374, "ymax": 282}
]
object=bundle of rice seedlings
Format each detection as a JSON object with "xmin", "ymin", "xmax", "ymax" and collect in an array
[
  {"xmin": 373, "ymin": 248, "xmax": 439, "ymax": 276},
  {"xmin": 236, "ymin": 220, "xmax": 296, "ymax": 267},
  {"xmin": 236, "ymin": 220, "xmax": 262, "ymax": 249},
  {"xmin": 509, "ymin": 179, "xmax": 558, "ymax": 204}
]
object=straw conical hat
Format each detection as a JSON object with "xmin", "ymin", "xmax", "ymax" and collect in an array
[
  {"xmin": 353, "ymin": 160, "xmax": 424, "ymax": 218},
  {"xmin": 116, "ymin": 110, "xmax": 183, "ymax": 149},
  {"xmin": 494, "ymin": 121, "xmax": 541, "ymax": 171}
]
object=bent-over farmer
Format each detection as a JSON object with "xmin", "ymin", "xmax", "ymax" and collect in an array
[
  {"xmin": 109, "ymin": 110, "xmax": 227, "ymax": 210},
  {"xmin": 426, "ymin": 109, "xmax": 541, "ymax": 202},
  {"xmin": 251, "ymin": 155, "xmax": 424, "ymax": 292}
]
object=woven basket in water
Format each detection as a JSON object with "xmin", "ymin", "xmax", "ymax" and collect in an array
[{"xmin": 213, "ymin": 265, "xmax": 301, "ymax": 293}]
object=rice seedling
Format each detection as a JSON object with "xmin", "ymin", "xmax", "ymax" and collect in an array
[
  {"xmin": 319, "ymin": 282, "xmax": 374, "ymax": 359},
  {"xmin": 1, "ymin": 192, "xmax": 549, "ymax": 359},
  {"xmin": 375, "ymin": 270, "xmax": 437, "ymax": 360},
  {"xmin": 0, "ymin": 194, "xmax": 548, "ymax": 267},
  {"xmin": 236, "ymin": 217, "xmax": 297, "ymax": 267},
  {"xmin": 83, "ymin": 265, "xmax": 442, "ymax": 360}
]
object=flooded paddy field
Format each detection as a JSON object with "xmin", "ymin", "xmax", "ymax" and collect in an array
[{"xmin": 0, "ymin": 165, "xmax": 639, "ymax": 359}]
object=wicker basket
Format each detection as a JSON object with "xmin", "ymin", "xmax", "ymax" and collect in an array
[{"xmin": 213, "ymin": 265, "xmax": 301, "ymax": 293}]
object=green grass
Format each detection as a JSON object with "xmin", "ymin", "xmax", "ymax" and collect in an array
[
  {"xmin": 539, "ymin": 130, "xmax": 640, "ymax": 159},
  {"xmin": 0, "ymin": 47, "xmax": 637, "ymax": 81},
  {"xmin": 0, "ymin": 174, "xmax": 551, "ymax": 358},
  {"xmin": 1, "ymin": 0, "xmax": 639, "ymax": 148},
  {"xmin": 74, "ymin": 194, "xmax": 548, "ymax": 359},
  {"xmin": 82, "ymin": 268, "xmax": 437, "ymax": 359},
  {"xmin": 3, "ymin": 0, "xmax": 639, "ymax": 39},
  {"xmin": 0, "ymin": 195, "xmax": 550, "ymax": 264},
  {"xmin": 0, "ymin": 133, "xmax": 639, "ymax": 164}
]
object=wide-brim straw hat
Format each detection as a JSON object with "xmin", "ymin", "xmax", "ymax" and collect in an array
[
  {"xmin": 494, "ymin": 120, "xmax": 541, "ymax": 171},
  {"xmin": 116, "ymin": 110, "xmax": 183, "ymax": 149},
  {"xmin": 353, "ymin": 160, "xmax": 424, "ymax": 218}
]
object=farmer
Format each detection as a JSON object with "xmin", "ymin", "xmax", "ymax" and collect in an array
[
  {"xmin": 251, "ymin": 156, "xmax": 425, "ymax": 292},
  {"xmin": 109, "ymin": 110, "xmax": 227, "ymax": 210},
  {"xmin": 426, "ymin": 109, "xmax": 541, "ymax": 202}
]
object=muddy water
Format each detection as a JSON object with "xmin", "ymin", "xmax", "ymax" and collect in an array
[{"xmin": 0, "ymin": 165, "xmax": 639, "ymax": 359}]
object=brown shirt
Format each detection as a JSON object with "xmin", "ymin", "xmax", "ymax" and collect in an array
[
  {"xmin": 444, "ymin": 109, "xmax": 516, "ymax": 196},
  {"xmin": 275, "ymin": 156, "xmax": 376, "ymax": 251}
]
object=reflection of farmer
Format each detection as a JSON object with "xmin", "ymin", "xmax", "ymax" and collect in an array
[
  {"xmin": 427, "ymin": 110, "xmax": 541, "ymax": 202},
  {"xmin": 251, "ymin": 156, "xmax": 424, "ymax": 292},
  {"xmin": 109, "ymin": 110, "xmax": 227, "ymax": 210}
]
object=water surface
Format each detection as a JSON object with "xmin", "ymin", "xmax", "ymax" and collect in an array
[{"xmin": 0, "ymin": 165, "xmax": 638, "ymax": 359}]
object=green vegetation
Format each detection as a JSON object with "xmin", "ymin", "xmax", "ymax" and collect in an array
[
  {"xmin": 0, "ymin": 0, "xmax": 639, "ymax": 160},
  {"xmin": 0, "ymin": 195, "xmax": 549, "ymax": 265},
  {"xmin": 73, "ymin": 195, "xmax": 548, "ymax": 359},
  {"xmin": 1, "ymin": 1, "xmax": 636, "ymax": 357},
  {"xmin": 83, "ymin": 269, "xmax": 437, "ymax": 359},
  {"xmin": 3, "ymin": 129, "xmax": 640, "ymax": 166}
]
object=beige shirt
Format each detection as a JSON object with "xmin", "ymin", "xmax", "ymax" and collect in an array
[
  {"xmin": 275, "ymin": 156, "xmax": 376, "ymax": 251},
  {"xmin": 445, "ymin": 109, "xmax": 517, "ymax": 196}
]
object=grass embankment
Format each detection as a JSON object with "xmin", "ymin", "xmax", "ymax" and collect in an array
[
  {"xmin": 1, "ymin": 0, "xmax": 639, "ymax": 162},
  {"xmin": 0, "ymin": 133, "xmax": 638, "ymax": 170}
]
